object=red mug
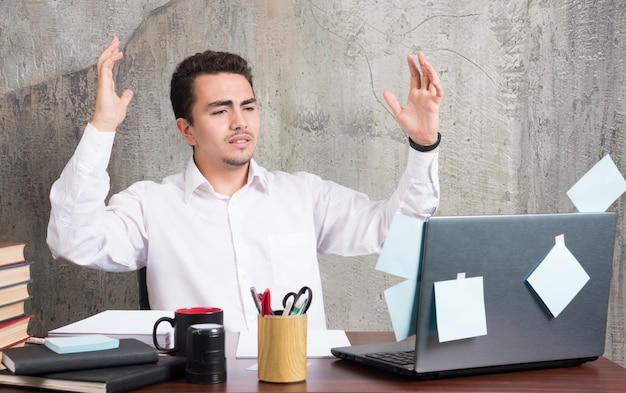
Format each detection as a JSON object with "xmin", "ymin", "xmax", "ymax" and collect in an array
[{"xmin": 152, "ymin": 307, "xmax": 223, "ymax": 357}]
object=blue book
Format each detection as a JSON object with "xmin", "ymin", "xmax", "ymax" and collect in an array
[{"xmin": 0, "ymin": 261, "xmax": 32, "ymax": 289}]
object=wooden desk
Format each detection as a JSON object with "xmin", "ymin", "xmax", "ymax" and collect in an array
[{"xmin": 3, "ymin": 332, "xmax": 625, "ymax": 392}]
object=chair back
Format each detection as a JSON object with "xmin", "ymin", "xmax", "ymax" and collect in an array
[{"xmin": 138, "ymin": 267, "xmax": 151, "ymax": 310}]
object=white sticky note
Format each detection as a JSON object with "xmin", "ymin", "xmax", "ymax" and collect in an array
[
  {"xmin": 376, "ymin": 213, "xmax": 424, "ymax": 280},
  {"xmin": 384, "ymin": 279, "xmax": 419, "ymax": 341},
  {"xmin": 434, "ymin": 274, "xmax": 487, "ymax": 343},
  {"xmin": 526, "ymin": 235, "xmax": 590, "ymax": 317},
  {"xmin": 567, "ymin": 154, "xmax": 626, "ymax": 212}
]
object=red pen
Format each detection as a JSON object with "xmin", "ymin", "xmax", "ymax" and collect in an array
[{"xmin": 261, "ymin": 289, "xmax": 272, "ymax": 316}]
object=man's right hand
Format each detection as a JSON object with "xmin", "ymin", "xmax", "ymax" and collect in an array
[{"xmin": 90, "ymin": 36, "xmax": 134, "ymax": 132}]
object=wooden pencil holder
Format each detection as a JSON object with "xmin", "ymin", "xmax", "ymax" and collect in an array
[{"xmin": 257, "ymin": 314, "xmax": 307, "ymax": 383}]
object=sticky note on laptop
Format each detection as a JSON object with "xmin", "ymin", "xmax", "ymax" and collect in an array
[
  {"xmin": 526, "ymin": 234, "xmax": 589, "ymax": 318},
  {"xmin": 44, "ymin": 334, "xmax": 120, "ymax": 354},
  {"xmin": 434, "ymin": 273, "xmax": 487, "ymax": 343}
]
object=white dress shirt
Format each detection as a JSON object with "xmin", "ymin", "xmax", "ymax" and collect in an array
[{"xmin": 47, "ymin": 124, "xmax": 440, "ymax": 332}]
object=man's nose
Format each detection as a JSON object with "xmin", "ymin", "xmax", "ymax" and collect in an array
[{"xmin": 231, "ymin": 109, "xmax": 247, "ymax": 130}]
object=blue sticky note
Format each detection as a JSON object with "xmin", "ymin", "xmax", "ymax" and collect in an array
[
  {"xmin": 376, "ymin": 213, "xmax": 424, "ymax": 280},
  {"xmin": 44, "ymin": 335, "xmax": 120, "ymax": 354},
  {"xmin": 526, "ymin": 235, "xmax": 590, "ymax": 318},
  {"xmin": 384, "ymin": 279, "xmax": 419, "ymax": 341},
  {"xmin": 434, "ymin": 274, "xmax": 487, "ymax": 343},
  {"xmin": 567, "ymin": 154, "xmax": 626, "ymax": 212}
]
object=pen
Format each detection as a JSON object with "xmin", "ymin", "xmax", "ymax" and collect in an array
[
  {"xmin": 291, "ymin": 293, "xmax": 309, "ymax": 315},
  {"xmin": 250, "ymin": 287, "xmax": 262, "ymax": 314},
  {"xmin": 282, "ymin": 296, "xmax": 294, "ymax": 316},
  {"xmin": 261, "ymin": 288, "xmax": 272, "ymax": 316}
]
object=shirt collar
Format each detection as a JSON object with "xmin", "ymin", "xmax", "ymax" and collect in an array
[{"xmin": 183, "ymin": 157, "xmax": 269, "ymax": 202}]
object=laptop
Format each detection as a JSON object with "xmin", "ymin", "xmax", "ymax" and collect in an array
[{"xmin": 331, "ymin": 212, "xmax": 617, "ymax": 379}]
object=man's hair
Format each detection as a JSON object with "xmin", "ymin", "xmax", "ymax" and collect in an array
[{"xmin": 170, "ymin": 50, "xmax": 254, "ymax": 124}]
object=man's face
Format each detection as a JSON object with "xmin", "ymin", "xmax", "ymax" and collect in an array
[{"xmin": 178, "ymin": 73, "xmax": 260, "ymax": 171}]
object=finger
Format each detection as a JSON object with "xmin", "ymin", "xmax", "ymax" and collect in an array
[
  {"xmin": 104, "ymin": 36, "xmax": 120, "ymax": 56},
  {"xmin": 416, "ymin": 52, "xmax": 432, "ymax": 90},
  {"xmin": 418, "ymin": 53, "xmax": 444, "ymax": 98},
  {"xmin": 102, "ymin": 50, "xmax": 124, "ymax": 70},
  {"xmin": 428, "ymin": 72, "xmax": 444, "ymax": 98},
  {"xmin": 383, "ymin": 90, "xmax": 402, "ymax": 118},
  {"xmin": 420, "ymin": 71, "xmax": 431, "ymax": 92},
  {"xmin": 97, "ymin": 36, "xmax": 120, "ymax": 69},
  {"xmin": 97, "ymin": 37, "xmax": 124, "ymax": 79},
  {"xmin": 430, "ymin": 80, "xmax": 444, "ymax": 99},
  {"xmin": 119, "ymin": 89, "xmax": 134, "ymax": 108},
  {"xmin": 407, "ymin": 54, "xmax": 421, "ymax": 90}
]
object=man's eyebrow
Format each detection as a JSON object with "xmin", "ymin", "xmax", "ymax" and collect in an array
[
  {"xmin": 207, "ymin": 98, "xmax": 256, "ymax": 108},
  {"xmin": 208, "ymin": 100, "xmax": 233, "ymax": 108}
]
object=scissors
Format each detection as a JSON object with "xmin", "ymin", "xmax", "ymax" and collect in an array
[{"xmin": 282, "ymin": 286, "xmax": 312, "ymax": 315}]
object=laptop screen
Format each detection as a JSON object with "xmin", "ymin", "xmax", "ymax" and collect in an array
[{"xmin": 413, "ymin": 212, "xmax": 617, "ymax": 374}]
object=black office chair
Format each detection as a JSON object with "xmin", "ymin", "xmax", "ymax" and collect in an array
[{"xmin": 138, "ymin": 267, "xmax": 151, "ymax": 310}]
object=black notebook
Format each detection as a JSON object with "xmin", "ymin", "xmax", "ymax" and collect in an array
[
  {"xmin": 1, "ymin": 338, "xmax": 158, "ymax": 375},
  {"xmin": 0, "ymin": 355, "xmax": 186, "ymax": 393}
]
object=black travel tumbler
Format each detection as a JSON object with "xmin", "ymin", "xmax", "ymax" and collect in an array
[{"xmin": 185, "ymin": 323, "xmax": 226, "ymax": 384}]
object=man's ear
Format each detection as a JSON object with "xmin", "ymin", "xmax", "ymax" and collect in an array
[{"xmin": 176, "ymin": 118, "xmax": 196, "ymax": 146}]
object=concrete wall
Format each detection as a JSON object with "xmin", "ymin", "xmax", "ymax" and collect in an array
[{"xmin": 1, "ymin": 0, "xmax": 625, "ymax": 365}]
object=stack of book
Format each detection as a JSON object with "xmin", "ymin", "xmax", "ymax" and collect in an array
[
  {"xmin": 0, "ymin": 338, "xmax": 185, "ymax": 393},
  {"xmin": 0, "ymin": 243, "xmax": 33, "ymax": 354}
]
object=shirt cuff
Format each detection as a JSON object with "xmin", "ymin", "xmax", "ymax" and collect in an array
[
  {"xmin": 73, "ymin": 123, "xmax": 116, "ymax": 172},
  {"xmin": 406, "ymin": 147, "xmax": 439, "ymax": 184}
]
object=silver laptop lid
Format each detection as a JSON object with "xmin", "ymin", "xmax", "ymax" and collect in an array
[{"xmin": 414, "ymin": 212, "xmax": 617, "ymax": 373}]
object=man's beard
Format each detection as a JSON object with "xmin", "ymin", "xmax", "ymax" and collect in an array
[{"xmin": 223, "ymin": 154, "xmax": 253, "ymax": 167}]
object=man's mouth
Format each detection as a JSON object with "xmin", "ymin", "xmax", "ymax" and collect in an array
[{"xmin": 228, "ymin": 133, "xmax": 252, "ymax": 145}]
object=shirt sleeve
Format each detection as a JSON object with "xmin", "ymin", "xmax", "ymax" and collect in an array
[
  {"xmin": 46, "ymin": 124, "xmax": 146, "ymax": 272},
  {"xmin": 314, "ymin": 148, "xmax": 439, "ymax": 256},
  {"xmin": 395, "ymin": 149, "xmax": 440, "ymax": 218}
]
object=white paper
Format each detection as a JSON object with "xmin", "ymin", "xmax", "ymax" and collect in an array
[
  {"xmin": 48, "ymin": 310, "xmax": 174, "ymax": 349},
  {"xmin": 236, "ymin": 329, "xmax": 350, "ymax": 358},
  {"xmin": 567, "ymin": 154, "xmax": 626, "ymax": 212},
  {"xmin": 434, "ymin": 274, "xmax": 487, "ymax": 343},
  {"xmin": 526, "ymin": 235, "xmax": 590, "ymax": 317}
]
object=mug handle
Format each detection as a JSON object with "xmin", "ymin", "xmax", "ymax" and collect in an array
[{"xmin": 153, "ymin": 316, "xmax": 176, "ymax": 352}]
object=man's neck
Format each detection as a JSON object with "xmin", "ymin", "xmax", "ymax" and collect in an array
[{"xmin": 195, "ymin": 159, "xmax": 250, "ymax": 197}]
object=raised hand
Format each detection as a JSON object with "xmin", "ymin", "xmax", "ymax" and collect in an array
[
  {"xmin": 90, "ymin": 36, "xmax": 134, "ymax": 132},
  {"xmin": 383, "ymin": 52, "xmax": 444, "ymax": 148}
]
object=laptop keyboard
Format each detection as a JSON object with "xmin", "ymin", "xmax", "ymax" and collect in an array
[{"xmin": 366, "ymin": 350, "xmax": 415, "ymax": 366}]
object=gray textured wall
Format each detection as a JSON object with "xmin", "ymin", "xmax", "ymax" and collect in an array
[{"xmin": 1, "ymin": 0, "xmax": 625, "ymax": 365}]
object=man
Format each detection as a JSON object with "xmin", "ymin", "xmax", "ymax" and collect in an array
[{"xmin": 47, "ymin": 36, "xmax": 443, "ymax": 331}]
